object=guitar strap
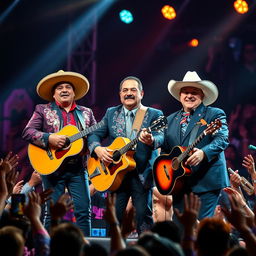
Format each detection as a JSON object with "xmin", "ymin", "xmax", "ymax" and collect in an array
[
  {"xmin": 188, "ymin": 123, "xmax": 201, "ymax": 145},
  {"xmin": 132, "ymin": 105, "xmax": 148, "ymax": 135},
  {"xmin": 75, "ymin": 109, "xmax": 86, "ymax": 130}
]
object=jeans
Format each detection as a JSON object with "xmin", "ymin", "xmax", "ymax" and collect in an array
[
  {"xmin": 114, "ymin": 172, "xmax": 153, "ymax": 234},
  {"xmin": 42, "ymin": 166, "xmax": 91, "ymax": 236}
]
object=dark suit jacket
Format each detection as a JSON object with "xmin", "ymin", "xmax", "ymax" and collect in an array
[
  {"xmin": 161, "ymin": 103, "xmax": 230, "ymax": 193},
  {"xmin": 87, "ymin": 105, "xmax": 164, "ymax": 188}
]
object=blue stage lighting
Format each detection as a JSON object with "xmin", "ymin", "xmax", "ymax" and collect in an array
[{"xmin": 119, "ymin": 9, "xmax": 133, "ymax": 24}]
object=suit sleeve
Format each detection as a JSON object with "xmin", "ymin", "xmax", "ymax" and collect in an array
[
  {"xmin": 201, "ymin": 108, "xmax": 229, "ymax": 162},
  {"xmin": 22, "ymin": 105, "xmax": 50, "ymax": 149}
]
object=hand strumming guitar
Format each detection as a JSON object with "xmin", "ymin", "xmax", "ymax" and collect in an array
[{"xmin": 94, "ymin": 146, "xmax": 113, "ymax": 163}]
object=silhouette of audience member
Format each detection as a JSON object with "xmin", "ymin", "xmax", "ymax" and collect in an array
[
  {"xmin": 0, "ymin": 226, "xmax": 25, "ymax": 256},
  {"xmin": 50, "ymin": 222, "xmax": 86, "ymax": 256}
]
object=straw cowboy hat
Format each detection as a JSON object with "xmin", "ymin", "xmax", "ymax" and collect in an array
[
  {"xmin": 167, "ymin": 71, "xmax": 218, "ymax": 106},
  {"xmin": 36, "ymin": 70, "xmax": 90, "ymax": 101}
]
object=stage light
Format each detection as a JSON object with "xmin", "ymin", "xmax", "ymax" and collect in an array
[
  {"xmin": 119, "ymin": 9, "xmax": 133, "ymax": 24},
  {"xmin": 234, "ymin": 0, "xmax": 248, "ymax": 14},
  {"xmin": 188, "ymin": 38, "xmax": 199, "ymax": 47},
  {"xmin": 161, "ymin": 5, "xmax": 176, "ymax": 20}
]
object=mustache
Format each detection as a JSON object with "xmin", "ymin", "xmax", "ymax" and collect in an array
[
  {"xmin": 60, "ymin": 93, "xmax": 69, "ymax": 96},
  {"xmin": 124, "ymin": 95, "xmax": 135, "ymax": 100}
]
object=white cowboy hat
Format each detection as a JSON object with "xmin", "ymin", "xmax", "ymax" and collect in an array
[
  {"xmin": 36, "ymin": 70, "xmax": 90, "ymax": 101},
  {"xmin": 167, "ymin": 71, "xmax": 218, "ymax": 106}
]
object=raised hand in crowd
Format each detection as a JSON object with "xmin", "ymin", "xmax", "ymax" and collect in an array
[
  {"xmin": 223, "ymin": 187, "xmax": 254, "ymax": 226},
  {"xmin": 242, "ymin": 154, "xmax": 256, "ymax": 194},
  {"xmin": 28, "ymin": 171, "xmax": 42, "ymax": 187},
  {"xmin": 174, "ymin": 193, "xmax": 201, "ymax": 252},
  {"xmin": 121, "ymin": 203, "xmax": 136, "ymax": 239},
  {"xmin": 104, "ymin": 193, "xmax": 126, "ymax": 252},
  {"xmin": 50, "ymin": 193, "xmax": 74, "ymax": 227},
  {"xmin": 221, "ymin": 193, "xmax": 256, "ymax": 256},
  {"xmin": 24, "ymin": 191, "xmax": 50, "ymax": 256},
  {"xmin": 0, "ymin": 152, "xmax": 19, "ymax": 174},
  {"xmin": 12, "ymin": 180, "xmax": 24, "ymax": 194}
]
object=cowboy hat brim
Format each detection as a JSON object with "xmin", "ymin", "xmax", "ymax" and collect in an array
[
  {"xmin": 37, "ymin": 70, "xmax": 90, "ymax": 102},
  {"xmin": 167, "ymin": 80, "xmax": 218, "ymax": 106}
]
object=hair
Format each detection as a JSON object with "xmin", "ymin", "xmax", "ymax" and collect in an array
[
  {"xmin": 50, "ymin": 223, "xmax": 85, "ymax": 256},
  {"xmin": 0, "ymin": 226, "xmax": 25, "ymax": 256},
  {"xmin": 151, "ymin": 220, "xmax": 182, "ymax": 244},
  {"xmin": 83, "ymin": 242, "xmax": 108, "ymax": 256},
  {"xmin": 114, "ymin": 245, "xmax": 150, "ymax": 256},
  {"xmin": 119, "ymin": 76, "xmax": 143, "ymax": 91},
  {"xmin": 137, "ymin": 233, "xmax": 184, "ymax": 256},
  {"xmin": 196, "ymin": 217, "xmax": 232, "ymax": 256}
]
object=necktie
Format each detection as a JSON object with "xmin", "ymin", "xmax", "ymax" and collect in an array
[
  {"xmin": 180, "ymin": 112, "xmax": 191, "ymax": 135},
  {"xmin": 126, "ymin": 111, "xmax": 134, "ymax": 138}
]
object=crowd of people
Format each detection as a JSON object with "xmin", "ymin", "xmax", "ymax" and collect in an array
[{"xmin": 0, "ymin": 47, "xmax": 256, "ymax": 256}]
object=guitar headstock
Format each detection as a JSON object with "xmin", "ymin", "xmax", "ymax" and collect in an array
[
  {"xmin": 204, "ymin": 118, "xmax": 222, "ymax": 135},
  {"xmin": 150, "ymin": 116, "xmax": 168, "ymax": 132}
]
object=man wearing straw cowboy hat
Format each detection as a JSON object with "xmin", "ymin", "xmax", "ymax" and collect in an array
[
  {"xmin": 161, "ymin": 71, "xmax": 230, "ymax": 220},
  {"xmin": 22, "ymin": 70, "xmax": 96, "ymax": 236}
]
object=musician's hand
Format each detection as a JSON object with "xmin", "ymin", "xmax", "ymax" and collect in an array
[
  {"xmin": 139, "ymin": 128, "xmax": 154, "ymax": 146},
  {"xmin": 94, "ymin": 146, "xmax": 112, "ymax": 163},
  {"xmin": 49, "ymin": 134, "xmax": 67, "ymax": 149},
  {"xmin": 185, "ymin": 148, "xmax": 204, "ymax": 166}
]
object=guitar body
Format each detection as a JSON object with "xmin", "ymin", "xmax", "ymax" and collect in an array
[
  {"xmin": 28, "ymin": 125, "xmax": 84, "ymax": 175},
  {"xmin": 153, "ymin": 146, "xmax": 192, "ymax": 195},
  {"xmin": 87, "ymin": 137, "xmax": 136, "ymax": 192}
]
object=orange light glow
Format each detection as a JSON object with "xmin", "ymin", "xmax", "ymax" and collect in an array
[
  {"xmin": 234, "ymin": 0, "xmax": 248, "ymax": 14},
  {"xmin": 161, "ymin": 5, "xmax": 176, "ymax": 20},
  {"xmin": 189, "ymin": 38, "xmax": 199, "ymax": 47}
]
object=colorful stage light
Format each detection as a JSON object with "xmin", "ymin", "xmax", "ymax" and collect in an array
[
  {"xmin": 234, "ymin": 0, "xmax": 248, "ymax": 14},
  {"xmin": 119, "ymin": 9, "xmax": 133, "ymax": 24},
  {"xmin": 188, "ymin": 38, "xmax": 199, "ymax": 47},
  {"xmin": 161, "ymin": 5, "xmax": 176, "ymax": 20}
]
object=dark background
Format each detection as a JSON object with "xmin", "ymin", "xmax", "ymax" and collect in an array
[{"xmin": 1, "ymin": 0, "xmax": 256, "ymax": 115}]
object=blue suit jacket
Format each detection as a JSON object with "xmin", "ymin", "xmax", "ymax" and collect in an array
[
  {"xmin": 161, "ymin": 103, "xmax": 230, "ymax": 193},
  {"xmin": 87, "ymin": 105, "xmax": 164, "ymax": 188}
]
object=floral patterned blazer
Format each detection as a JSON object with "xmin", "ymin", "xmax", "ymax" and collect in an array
[
  {"xmin": 87, "ymin": 105, "xmax": 164, "ymax": 188},
  {"xmin": 22, "ymin": 102, "xmax": 96, "ymax": 149}
]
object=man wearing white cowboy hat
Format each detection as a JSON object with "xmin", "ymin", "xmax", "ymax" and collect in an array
[
  {"xmin": 160, "ymin": 71, "xmax": 229, "ymax": 221},
  {"xmin": 22, "ymin": 70, "xmax": 97, "ymax": 236}
]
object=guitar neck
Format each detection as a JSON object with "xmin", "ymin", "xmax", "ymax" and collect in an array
[
  {"xmin": 179, "ymin": 130, "xmax": 206, "ymax": 162},
  {"xmin": 69, "ymin": 121, "xmax": 103, "ymax": 143},
  {"xmin": 119, "ymin": 137, "xmax": 139, "ymax": 155}
]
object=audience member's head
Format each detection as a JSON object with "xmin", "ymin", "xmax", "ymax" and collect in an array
[
  {"xmin": 137, "ymin": 232, "xmax": 184, "ymax": 256},
  {"xmin": 195, "ymin": 217, "xmax": 232, "ymax": 256},
  {"xmin": 150, "ymin": 220, "xmax": 181, "ymax": 243},
  {"xmin": 50, "ymin": 222, "xmax": 85, "ymax": 256},
  {"xmin": 114, "ymin": 245, "xmax": 150, "ymax": 256},
  {"xmin": 83, "ymin": 241, "xmax": 108, "ymax": 256},
  {"xmin": 0, "ymin": 226, "xmax": 25, "ymax": 256}
]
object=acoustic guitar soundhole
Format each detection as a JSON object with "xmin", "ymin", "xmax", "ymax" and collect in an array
[{"xmin": 172, "ymin": 158, "xmax": 180, "ymax": 170}]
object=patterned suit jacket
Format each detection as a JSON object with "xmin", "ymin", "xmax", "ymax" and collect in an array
[
  {"xmin": 87, "ymin": 105, "xmax": 164, "ymax": 188},
  {"xmin": 22, "ymin": 102, "xmax": 96, "ymax": 149},
  {"xmin": 161, "ymin": 103, "xmax": 230, "ymax": 193}
]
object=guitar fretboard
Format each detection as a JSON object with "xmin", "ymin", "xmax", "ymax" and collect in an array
[{"xmin": 69, "ymin": 120, "xmax": 104, "ymax": 143}]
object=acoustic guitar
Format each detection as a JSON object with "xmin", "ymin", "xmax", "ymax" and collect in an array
[
  {"xmin": 28, "ymin": 120, "xmax": 104, "ymax": 175},
  {"xmin": 87, "ymin": 116, "xmax": 167, "ymax": 192},
  {"xmin": 153, "ymin": 119, "xmax": 222, "ymax": 195}
]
